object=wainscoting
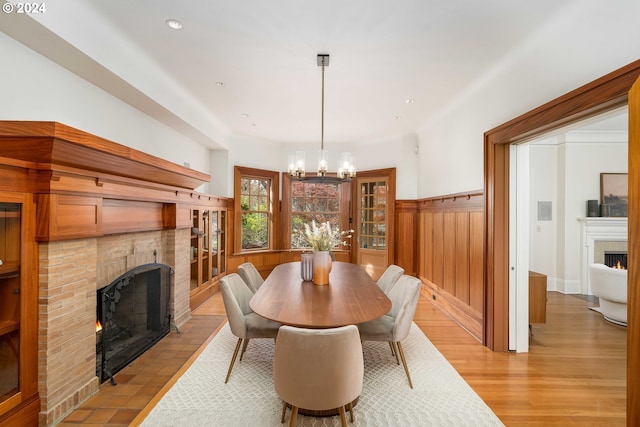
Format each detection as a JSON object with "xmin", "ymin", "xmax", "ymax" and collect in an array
[{"xmin": 415, "ymin": 191, "xmax": 484, "ymax": 341}]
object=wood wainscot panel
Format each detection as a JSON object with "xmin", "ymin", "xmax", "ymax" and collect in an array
[
  {"xmin": 395, "ymin": 200, "xmax": 417, "ymax": 276},
  {"xmin": 102, "ymin": 199, "xmax": 164, "ymax": 234},
  {"xmin": 443, "ymin": 212, "xmax": 456, "ymax": 296},
  {"xmin": 417, "ymin": 191, "xmax": 484, "ymax": 341},
  {"xmin": 469, "ymin": 211, "xmax": 484, "ymax": 313},
  {"xmin": 36, "ymin": 194, "xmax": 102, "ymax": 241},
  {"xmin": 455, "ymin": 212, "xmax": 470, "ymax": 304}
]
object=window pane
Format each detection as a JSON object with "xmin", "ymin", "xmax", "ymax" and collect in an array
[
  {"xmin": 289, "ymin": 181, "xmax": 343, "ymax": 249},
  {"xmin": 241, "ymin": 212, "xmax": 268, "ymax": 249},
  {"xmin": 238, "ymin": 172, "xmax": 273, "ymax": 251}
]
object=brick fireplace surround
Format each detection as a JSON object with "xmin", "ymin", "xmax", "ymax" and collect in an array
[
  {"xmin": 38, "ymin": 229, "xmax": 190, "ymax": 424},
  {"xmin": 0, "ymin": 121, "xmax": 218, "ymax": 426}
]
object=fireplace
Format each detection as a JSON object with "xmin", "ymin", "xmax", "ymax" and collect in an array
[
  {"xmin": 96, "ymin": 263, "xmax": 173, "ymax": 385},
  {"xmin": 604, "ymin": 251, "xmax": 627, "ymax": 269}
]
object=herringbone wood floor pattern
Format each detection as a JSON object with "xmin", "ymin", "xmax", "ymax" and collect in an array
[{"xmin": 58, "ymin": 290, "xmax": 626, "ymax": 426}]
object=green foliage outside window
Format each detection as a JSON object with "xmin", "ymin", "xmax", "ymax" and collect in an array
[
  {"xmin": 241, "ymin": 177, "xmax": 270, "ymax": 249},
  {"xmin": 290, "ymin": 181, "xmax": 341, "ymax": 248}
]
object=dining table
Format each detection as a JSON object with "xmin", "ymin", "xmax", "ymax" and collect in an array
[
  {"xmin": 250, "ymin": 260, "xmax": 391, "ymax": 417},
  {"xmin": 250, "ymin": 261, "xmax": 392, "ymax": 328}
]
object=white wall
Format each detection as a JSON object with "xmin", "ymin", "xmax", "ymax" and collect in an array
[
  {"xmin": 416, "ymin": 0, "xmax": 640, "ymax": 199},
  {"xmin": 529, "ymin": 134, "xmax": 627, "ymax": 293},
  {"xmin": 0, "ymin": 32, "xmax": 213, "ymax": 193},
  {"xmin": 528, "ymin": 143, "xmax": 558, "ymax": 288},
  {"xmin": 3, "ymin": 0, "xmax": 640, "ymax": 202}
]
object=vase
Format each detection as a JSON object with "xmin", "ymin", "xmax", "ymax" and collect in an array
[
  {"xmin": 312, "ymin": 251, "xmax": 332, "ymax": 285},
  {"xmin": 300, "ymin": 252, "xmax": 313, "ymax": 281}
]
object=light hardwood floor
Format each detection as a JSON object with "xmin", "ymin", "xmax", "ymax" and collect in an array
[{"xmin": 59, "ymin": 290, "xmax": 626, "ymax": 426}]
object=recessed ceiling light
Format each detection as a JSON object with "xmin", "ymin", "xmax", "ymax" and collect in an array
[
  {"xmin": 166, "ymin": 19, "xmax": 183, "ymax": 30},
  {"xmin": 241, "ymin": 114, "xmax": 249, "ymax": 119},
  {"xmin": 405, "ymin": 99, "xmax": 415, "ymax": 104}
]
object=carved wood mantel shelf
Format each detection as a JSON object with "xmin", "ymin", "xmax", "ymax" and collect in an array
[{"xmin": 0, "ymin": 120, "xmax": 221, "ymax": 241}]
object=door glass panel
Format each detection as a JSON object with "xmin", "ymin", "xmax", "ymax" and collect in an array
[
  {"xmin": 0, "ymin": 203, "xmax": 21, "ymax": 402},
  {"xmin": 359, "ymin": 181, "xmax": 387, "ymax": 250}
]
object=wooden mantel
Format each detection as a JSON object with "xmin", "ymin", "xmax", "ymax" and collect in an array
[
  {"xmin": 0, "ymin": 121, "xmax": 224, "ymax": 242},
  {"xmin": 0, "ymin": 121, "xmax": 210, "ymax": 190}
]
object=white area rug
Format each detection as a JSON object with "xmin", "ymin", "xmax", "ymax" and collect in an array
[{"xmin": 140, "ymin": 323, "xmax": 504, "ymax": 426}]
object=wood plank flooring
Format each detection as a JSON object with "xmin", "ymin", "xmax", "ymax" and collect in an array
[{"xmin": 58, "ymin": 290, "xmax": 626, "ymax": 426}]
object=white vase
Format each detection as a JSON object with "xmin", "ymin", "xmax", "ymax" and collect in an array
[
  {"xmin": 300, "ymin": 252, "xmax": 313, "ymax": 281},
  {"xmin": 312, "ymin": 251, "xmax": 332, "ymax": 285}
]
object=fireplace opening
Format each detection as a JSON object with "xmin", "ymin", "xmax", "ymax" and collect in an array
[
  {"xmin": 604, "ymin": 251, "xmax": 627, "ymax": 270},
  {"xmin": 96, "ymin": 263, "xmax": 173, "ymax": 385}
]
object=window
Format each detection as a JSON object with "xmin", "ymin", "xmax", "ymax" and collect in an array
[
  {"xmin": 234, "ymin": 166, "xmax": 279, "ymax": 252},
  {"xmin": 282, "ymin": 174, "xmax": 350, "ymax": 249}
]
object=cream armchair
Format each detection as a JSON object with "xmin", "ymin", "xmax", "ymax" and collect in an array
[
  {"xmin": 589, "ymin": 263, "xmax": 627, "ymax": 326},
  {"xmin": 273, "ymin": 325, "xmax": 364, "ymax": 427},
  {"xmin": 219, "ymin": 273, "xmax": 281, "ymax": 383}
]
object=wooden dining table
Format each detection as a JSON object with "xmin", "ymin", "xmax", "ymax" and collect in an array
[{"xmin": 250, "ymin": 261, "xmax": 391, "ymax": 328}]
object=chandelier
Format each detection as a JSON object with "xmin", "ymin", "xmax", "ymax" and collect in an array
[{"xmin": 288, "ymin": 54, "xmax": 356, "ymax": 181}]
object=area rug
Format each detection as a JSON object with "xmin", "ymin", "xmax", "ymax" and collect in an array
[{"xmin": 139, "ymin": 322, "xmax": 504, "ymax": 426}]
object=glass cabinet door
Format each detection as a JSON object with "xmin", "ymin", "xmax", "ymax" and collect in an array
[
  {"xmin": 210, "ymin": 209, "xmax": 227, "ymax": 280},
  {"xmin": 0, "ymin": 203, "xmax": 21, "ymax": 406},
  {"xmin": 200, "ymin": 210, "xmax": 211, "ymax": 286},
  {"xmin": 191, "ymin": 209, "xmax": 212, "ymax": 291}
]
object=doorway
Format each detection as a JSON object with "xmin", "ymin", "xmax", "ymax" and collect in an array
[
  {"xmin": 484, "ymin": 59, "xmax": 640, "ymax": 421},
  {"xmin": 508, "ymin": 108, "xmax": 629, "ymax": 352}
]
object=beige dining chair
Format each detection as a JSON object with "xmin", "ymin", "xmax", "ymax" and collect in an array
[
  {"xmin": 376, "ymin": 264, "xmax": 404, "ymax": 294},
  {"xmin": 273, "ymin": 324, "xmax": 364, "ymax": 427},
  {"xmin": 219, "ymin": 273, "xmax": 280, "ymax": 383},
  {"xmin": 358, "ymin": 274, "xmax": 422, "ymax": 388},
  {"xmin": 237, "ymin": 262, "xmax": 264, "ymax": 293}
]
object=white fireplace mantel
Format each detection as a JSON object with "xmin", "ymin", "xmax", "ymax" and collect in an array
[{"xmin": 578, "ymin": 217, "xmax": 628, "ymax": 294}]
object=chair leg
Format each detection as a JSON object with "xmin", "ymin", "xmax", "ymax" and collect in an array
[
  {"xmin": 289, "ymin": 406, "xmax": 298, "ymax": 427},
  {"xmin": 347, "ymin": 401, "xmax": 354, "ymax": 423},
  {"xmin": 224, "ymin": 338, "xmax": 243, "ymax": 383},
  {"xmin": 338, "ymin": 406, "xmax": 348, "ymax": 427},
  {"xmin": 396, "ymin": 341, "xmax": 413, "ymax": 389},
  {"xmin": 390, "ymin": 342, "xmax": 400, "ymax": 365},
  {"xmin": 240, "ymin": 338, "xmax": 250, "ymax": 361},
  {"xmin": 280, "ymin": 400, "xmax": 287, "ymax": 423}
]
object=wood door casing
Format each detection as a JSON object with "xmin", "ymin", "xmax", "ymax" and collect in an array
[
  {"xmin": 484, "ymin": 59, "xmax": 640, "ymax": 423},
  {"xmin": 628, "ymin": 74, "xmax": 640, "ymax": 425}
]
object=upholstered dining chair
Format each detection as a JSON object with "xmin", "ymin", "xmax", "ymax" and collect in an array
[
  {"xmin": 376, "ymin": 264, "xmax": 404, "ymax": 294},
  {"xmin": 273, "ymin": 325, "xmax": 364, "ymax": 427},
  {"xmin": 237, "ymin": 262, "xmax": 264, "ymax": 293},
  {"xmin": 219, "ymin": 273, "xmax": 280, "ymax": 383},
  {"xmin": 358, "ymin": 274, "xmax": 422, "ymax": 388}
]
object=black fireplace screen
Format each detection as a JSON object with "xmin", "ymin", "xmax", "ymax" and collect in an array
[{"xmin": 96, "ymin": 263, "xmax": 173, "ymax": 384}]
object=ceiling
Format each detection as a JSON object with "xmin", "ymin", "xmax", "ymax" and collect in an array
[{"xmin": 2, "ymin": 0, "xmax": 587, "ymax": 149}]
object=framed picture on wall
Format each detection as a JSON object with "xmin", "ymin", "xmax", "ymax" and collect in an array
[{"xmin": 600, "ymin": 173, "xmax": 628, "ymax": 217}]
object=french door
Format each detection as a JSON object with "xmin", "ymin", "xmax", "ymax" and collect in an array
[{"xmin": 354, "ymin": 169, "xmax": 395, "ymax": 280}]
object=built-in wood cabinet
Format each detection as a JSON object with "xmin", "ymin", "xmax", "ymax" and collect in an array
[
  {"xmin": 190, "ymin": 205, "xmax": 227, "ymax": 309},
  {"xmin": 0, "ymin": 194, "xmax": 39, "ymax": 427}
]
